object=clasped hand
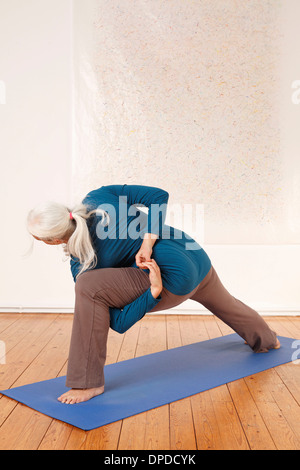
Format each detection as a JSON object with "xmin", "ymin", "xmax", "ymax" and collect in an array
[{"xmin": 135, "ymin": 237, "xmax": 163, "ymax": 299}]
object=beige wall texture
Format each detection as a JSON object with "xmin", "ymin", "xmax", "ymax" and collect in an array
[{"xmin": 72, "ymin": 0, "xmax": 300, "ymax": 245}]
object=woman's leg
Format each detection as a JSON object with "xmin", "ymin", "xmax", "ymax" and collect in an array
[
  {"xmin": 65, "ymin": 267, "xmax": 152, "ymax": 391},
  {"xmin": 189, "ymin": 266, "xmax": 278, "ymax": 352}
]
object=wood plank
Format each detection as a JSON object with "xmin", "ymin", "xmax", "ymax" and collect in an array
[
  {"xmin": 275, "ymin": 362, "xmax": 300, "ymax": 406},
  {"xmin": 227, "ymin": 379, "xmax": 276, "ymax": 449},
  {"xmin": 202, "ymin": 315, "xmax": 223, "ymax": 339},
  {"xmin": 64, "ymin": 419, "xmax": 122, "ymax": 451},
  {"xmin": 38, "ymin": 420, "xmax": 74, "ymax": 451},
  {"xmin": 144, "ymin": 405, "xmax": 170, "ymax": 450},
  {"xmin": 135, "ymin": 315, "xmax": 167, "ymax": 356},
  {"xmin": 63, "ymin": 426, "xmax": 89, "ymax": 450},
  {"xmin": 0, "ymin": 315, "xmax": 60, "ymax": 440},
  {"xmin": 178, "ymin": 315, "xmax": 208, "ymax": 346},
  {"xmin": 82, "ymin": 422, "xmax": 123, "ymax": 451},
  {"xmin": 273, "ymin": 318, "xmax": 300, "ymax": 339},
  {"xmin": 0, "ymin": 402, "xmax": 51, "ymax": 450},
  {"xmin": 266, "ymin": 318, "xmax": 295, "ymax": 340},
  {"xmin": 106, "ymin": 329, "xmax": 125, "ymax": 365},
  {"xmin": 214, "ymin": 317, "xmax": 234, "ymax": 336},
  {"xmin": 0, "ymin": 396, "xmax": 18, "ymax": 427},
  {"xmin": 191, "ymin": 384, "xmax": 249, "ymax": 450},
  {"xmin": 264, "ymin": 317, "xmax": 300, "ymax": 408},
  {"xmin": 116, "ymin": 321, "xmax": 141, "ymax": 363},
  {"xmin": 268, "ymin": 371, "xmax": 300, "ymax": 444},
  {"xmin": 169, "ymin": 399, "xmax": 197, "ymax": 450},
  {"xmin": 166, "ymin": 314, "xmax": 181, "ymax": 350},
  {"xmin": 0, "ymin": 313, "xmax": 56, "ymax": 357},
  {"xmin": 0, "ymin": 313, "xmax": 60, "ymax": 390},
  {"xmin": 0, "ymin": 314, "xmax": 71, "ymax": 450},
  {"xmin": 13, "ymin": 314, "xmax": 72, "ymax": 387},
  {"xmin": 189, "ymin": 390, "xmax": 224, "ymax": 450},
  {"xmin": 208, "ymin": 385, "xmax": 249, "ymax": 450},
  {"xmin": 245, "ymin": 370, "xmax": 300, "ymax": 449},
  {"xmin": 0, "ymin": 313, "xmax": 23, "ymax": 334},
  {"xmin": 285, "ymin": 317, "xmax": 300, "ymax": 338}
]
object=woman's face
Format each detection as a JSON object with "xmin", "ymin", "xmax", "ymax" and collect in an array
[{"xmin": 33, "ymin": 235, "xmax": 65, "ymax": 245}]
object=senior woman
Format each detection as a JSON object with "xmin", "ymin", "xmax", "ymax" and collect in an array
[{"xmin": 27, "ymin": 184, "xmax": 280, "ymax": 404}]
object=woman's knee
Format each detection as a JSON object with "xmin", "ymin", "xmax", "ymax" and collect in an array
[
  {"xmin": 74, "ymin": 269, "xmax": 105, "ymax": 297},
  {"xmin": 75, "ymin": 271, "xmax": 89, "ymax": 296}
]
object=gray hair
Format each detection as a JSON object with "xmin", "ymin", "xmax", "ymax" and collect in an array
[{"xmin": 27, "ymin": 201, "xmax": 109, "ymax": 278}]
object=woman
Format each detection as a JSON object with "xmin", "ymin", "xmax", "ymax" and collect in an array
[{"xmin": 27, "ymin": 184, "xmax": 280, "ymax": 404}]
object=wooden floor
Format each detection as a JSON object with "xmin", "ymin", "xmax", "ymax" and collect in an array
[{"xmin": 0, "ymin": 312, "xmax": 300, "ymax": 450}]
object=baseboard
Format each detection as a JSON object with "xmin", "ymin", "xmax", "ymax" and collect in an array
[
  {"xmin": 155, "ymin": 308, "xmax": 300, "ymax": 317},
  {"xmin": 0, "ymin": 307, "xmax": 75, "ymax": 314},
  {"xmin": 0, "ymin": 306, "xmax": 299, "ymax": 316}
]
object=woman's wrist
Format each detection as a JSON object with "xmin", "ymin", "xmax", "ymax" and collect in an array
[
  {"xmin": 150, "ymin": 285, "xmax": 162, "ymax": 299},
  {"xmin": 143, "ymin": 233, "xmax": 158, "ymax": 246}
]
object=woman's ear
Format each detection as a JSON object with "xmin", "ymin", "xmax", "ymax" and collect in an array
[{"xmin": 52, "ymin": 239, "xmax": 65, "ymax": 245}]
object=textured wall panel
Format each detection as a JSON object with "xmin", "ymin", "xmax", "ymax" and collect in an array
[{"xmin": 73, "ymin": 0, "xmax": 298, "ymax": 244}]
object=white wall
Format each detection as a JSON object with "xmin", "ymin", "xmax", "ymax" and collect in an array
[
  {"xmin": 0, "ymin": 0, "xmax": 75, "ymax": 310},
  {"xmin": 0, "ymin": 0, "xmax": 299, "ymax": 315}
]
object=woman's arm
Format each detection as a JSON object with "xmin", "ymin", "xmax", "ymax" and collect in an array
[
  {"xmin": 142, "ymin": 258, "xmax": 163, "ymax": 298},
  {"xmin": 102, "ymin": 184, "xmax": 169, "ymax": 238},
  {"xmin": 109, "ymin": 259, "xmax": 163, "ymax": 333},
  {"xmin": 102, "ymin": 184, "xmax": 169, "ymax": 207},
  {"xmin": 109, "ymin": 287, "xmax": 161, "ymax": 334}
]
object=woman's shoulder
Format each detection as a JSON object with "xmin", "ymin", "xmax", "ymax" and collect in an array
[{"xmin": 82, "ymin": 186, "xmax": 118, "ymax": 208}]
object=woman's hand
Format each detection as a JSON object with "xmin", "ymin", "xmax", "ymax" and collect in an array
[
  {"xmin": 135, "ymin": 234, "xmax": 158, "ymax": 268},
  {"xmin": 135, "ymin": 243, "xmax": 153, "ymax": 268},
  {"xmin": 141, "ymin": 259, "xmax": 163, "ymax": 299}
]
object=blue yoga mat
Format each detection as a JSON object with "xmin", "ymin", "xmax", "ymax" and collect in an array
[{"xmin": 0, "ymin": 334, "xmax": 296, "ymax": 431}]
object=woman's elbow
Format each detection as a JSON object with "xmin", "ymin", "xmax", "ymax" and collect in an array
[
  {"xmin": 110, "ymin": 320, "xmax": 128, "ymax": 334},
  {"xmin": 162, "ymin": 189, "xmax": 169, "ymax": 202}
]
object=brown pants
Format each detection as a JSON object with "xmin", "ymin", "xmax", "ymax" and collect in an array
[{"xmin": 66, "ymin": 266, "xmax": 277, "ymax": 389}]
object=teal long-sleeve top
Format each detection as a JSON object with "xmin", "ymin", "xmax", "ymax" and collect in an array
[{"xmin": 70, "ymin": 184, "xmax": 211, "ymax": 333}]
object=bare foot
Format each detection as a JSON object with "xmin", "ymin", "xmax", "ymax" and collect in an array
[
  {"xmin": 273, "ymin": 338, "xmax": 281, "ymax": 349},
  {"xmin": 244, "ymin": 337, "xmax": 281, "ymax": 351},
  {"xmin": 57, "ymin": 386, "xmax": 104, "ymax": 404}
]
